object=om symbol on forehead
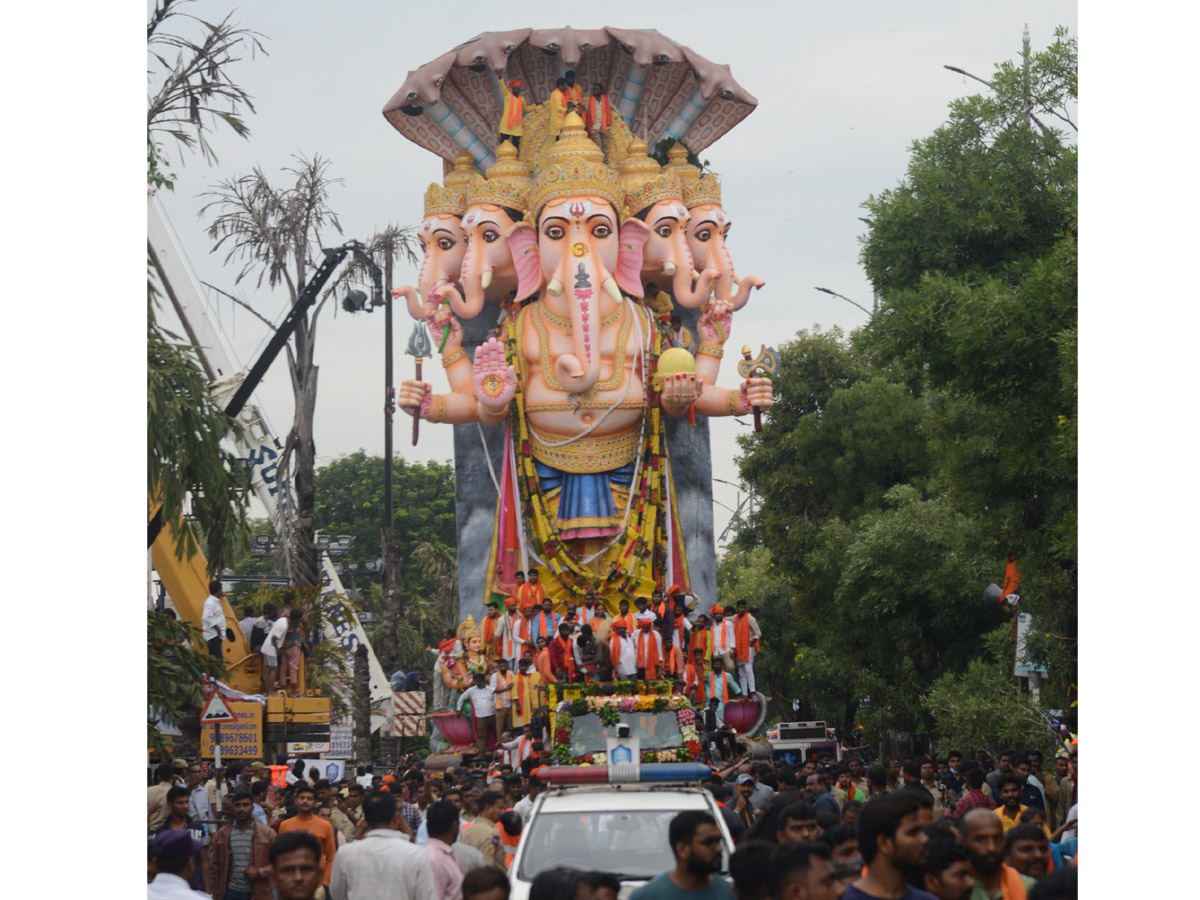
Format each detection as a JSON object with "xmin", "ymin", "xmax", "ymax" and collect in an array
[{"xmin": 571, "ymin": 242, "xmax": 589, "ymax": 258}]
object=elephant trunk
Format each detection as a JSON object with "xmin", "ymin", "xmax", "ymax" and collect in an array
[
  {"xmin": 711, "ymin": 238, "xmax": 756, "ymax": 310},
  {"xmin": 457, "ymin": 249, "xmax": 489, "ymax": 319},
  {"xmin": 393, "ymin": 285, "xmax": 427, "ymax": 322},
  {"xmin": 672, "ymin": 259, "xmax": 714, "ymax": 308},
  {"xmin": 553, "ymin": 261, "xmax": 605, "ymax": 394}
]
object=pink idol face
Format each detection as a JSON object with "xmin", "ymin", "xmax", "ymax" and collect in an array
[
  {"xmin": 684, "ymin": 203, "xmax": 731, "ymax": 270},
  {"xmin": 643, "ymin": 199, "xmax": 692, "ymax": 268},
  {"xmin": 536, "ymin": 195, "xmax": 620, "ymax": 284},
  {"xmin": 462, "ymin": 204, "xmax": 519, "ymax": 277},
  {"xmin": 417, "ymin": 215, "xmax": 466, "ymax": 297}
]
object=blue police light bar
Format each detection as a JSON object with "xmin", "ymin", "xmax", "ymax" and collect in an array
[{"xmin": 534, "ymin": 762, "xmax": 712, "ymax": 785}]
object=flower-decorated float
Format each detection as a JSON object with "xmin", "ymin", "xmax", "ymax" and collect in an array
[{"xmin": 382, "ymin": 29, "xmax": 775, "ymax": 760}]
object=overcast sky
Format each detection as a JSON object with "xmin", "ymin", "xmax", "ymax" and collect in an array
[{"xmin": 151, "ymin": 0, "xmax": 1078, "ymax": 546}]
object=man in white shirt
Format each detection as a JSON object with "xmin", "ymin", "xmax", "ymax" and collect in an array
[
  {"xmin": 263, "ymin": 607, "xmax": 289, "ymax": 694},
  {"xmin": 512, "ymin": 777, "xmax": 541, "ymax": 822},
  {"xmin": 202, "ymin": 580, "xmax": 226, "ymax": 661},
  {"xmin": 708, "ymin": 605, "xmax": 738, "ymax": 676},
  {"xmin": 489, "ymin": 659, "xmax": 515, "ymax": 737},
  {"xmin": 329, "ymin": 791, "xmax": 436, "ymax": 900},
  {"xmin": 456, "ymin": 672, "xmax": 512, "ymax": 753},
  {"xmin": 498, "ymin": 724, "xmax": 536, "ymax": 770},
  {"xmin": 613, "ymin": 622, "xmax": 638, "ymax": 679}
]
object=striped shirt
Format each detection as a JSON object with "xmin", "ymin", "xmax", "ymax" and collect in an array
[{"xmin": 227, "ymin": 822, "xmax": 255, "ymax": 891}]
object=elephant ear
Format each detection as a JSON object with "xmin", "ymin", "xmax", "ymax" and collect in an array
[
  {"xmin": 615, "ymin": 218, "xmax": 651, "ymax": 298},
  {"xmin": 505, "ymin": 221, "xmax": 543, "ymax": 301}
]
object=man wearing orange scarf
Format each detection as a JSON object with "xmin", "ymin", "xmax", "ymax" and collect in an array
[
  {"xmin": 482, "ymin": 602, "xmax": 503, "ymax": 663},
  {"xmin": 498, "ymin": 598, "xmax": 520, "ymax": 669},
  {"xmin": 489, "ymin": 658, "xmax": 515, "ymax": 736},
  {"xmin": 517, "ymin": 570, "xmax": 545, "ymax": 612},
  {"xmin": 510, "ymin": 656, "xmax": 541, "ymax": 727},
  {"xmin": 585, "ymin": 84, "xmax": 612, "ymax": 135},
  {"xmin": 683, "ymin": 646, "xmax": 708, "ymax": 704},
  {"xmin": 498, "ymin": 78, "xmax": 530, "ymax": 149},
  {"xmin": 531, "ymin": 597, "xmax": 560, "ymax": 645},
  {"xmin": 689, "ymin": 614, "xmax": 713, "ymax": 663},
  {"xmin": 515, "ymin": 605, "xmax": 538, "ymax": 661},
  {"xmin": 709, "ymin": 606, "xmax": 737, "ymax": 676},
  {"xmin": 962, "ymin": 808, "xmax": 1034, "ymax": 900},
  {"xmin": 733, "ymin": 600, "xmax": 761, "ymax": 695},
  {"xmin": 634, "ymin": 614, "xmax": 663, "ymax": 680},
  {"xmin": 611, "ymin": 622, "xmax": 637, "ymax": 680},
  {"xmin": 613, "ymin": 598, "xmax": 637, "ymax": 637},
  {"xmin": 533, "ymin": 638, "xmax": 557, "ymax": 685}
]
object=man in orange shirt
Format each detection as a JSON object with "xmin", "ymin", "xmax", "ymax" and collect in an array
[
  {"xmin": 277, "ymin": 781, "xmax": 337, "ymax": 887},
  {"xmin": 516, "ymin": 570, "xmax": 545, "ymax": 612}
]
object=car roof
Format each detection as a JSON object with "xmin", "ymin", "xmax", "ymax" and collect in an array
[{"xmin": 535, "ymin": 785, "xmax": 715, "ymax": 813}]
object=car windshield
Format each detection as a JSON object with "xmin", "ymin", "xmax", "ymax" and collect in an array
[
  {"xmin": 516, "ymin": 808, "xmax": 729, "ymax": 881},
  {"xmin": 562, "ymin": 711, "xmax": 684, "ymax": 755}
]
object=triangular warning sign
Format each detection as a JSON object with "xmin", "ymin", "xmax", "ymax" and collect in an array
[{"xmin": 200, "ymin": 692, "xmax": 238, "ymax": 724}]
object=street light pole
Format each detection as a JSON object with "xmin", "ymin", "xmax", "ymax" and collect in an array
[
  {"xmin": 346, "ymin": 245, "xmax": 400, "ymax": 677},
  {"xmin": 814, "ymin": 286, "xmax": 874, "ymax": 318}
]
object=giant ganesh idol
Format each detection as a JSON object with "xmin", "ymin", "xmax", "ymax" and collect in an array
[{"xmin": 386, "ymin": 29, "xmax": 770, "ymax": 616}]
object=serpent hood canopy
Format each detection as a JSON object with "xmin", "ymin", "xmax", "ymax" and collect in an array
[{"xmin": 382, "ymin": 27, "xmax": 757, "ymax": 172}]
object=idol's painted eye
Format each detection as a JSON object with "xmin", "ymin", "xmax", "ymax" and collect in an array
[
  {"xmin": 437, "ymin": 238, "xmax": 455, "ymax": 251},
  {"xmin": 592, "ymin": 224, "xmax": 612, "ymax": 239},
  {"xmin": 483, "ymin": 230, "xmax": 500, "ymax": 244},
  {"xmin": 694, "ymin": 229, "xmax": 712, "ymax": 242},
  {"xmin": 655, "ymin": 225, "xmax": 672, "ymax": 239},
  {"xmin": 543, "ymin": 225, "xmax": 565, "ymax": 240}
]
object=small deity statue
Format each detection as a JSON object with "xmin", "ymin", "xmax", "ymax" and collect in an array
[{"xmin": 459, "ymin": 615, "xmax": 489, "ymax": 678}]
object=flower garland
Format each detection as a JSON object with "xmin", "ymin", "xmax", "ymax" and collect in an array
[{"xmin": 505, "ymin": 306, "xmax": 669, "ymax": 599}]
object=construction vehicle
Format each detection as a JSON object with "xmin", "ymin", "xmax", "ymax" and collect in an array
[{"xmin": 148, "ymin": 191, "xmax": 390, "ymax": 716}]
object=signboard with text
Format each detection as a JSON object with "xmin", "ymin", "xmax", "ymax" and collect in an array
[
  {"xmin": 200, "ymin": 701, "xmax": 262, "ymax": 759},
  {"xmin": 326, "ymin": 726, "xmax": 353, "ymax": 759}
]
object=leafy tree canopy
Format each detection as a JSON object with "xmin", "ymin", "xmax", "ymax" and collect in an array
[{"xmin": 726, "ymin": 30, "xmax": 1076, "ymax": 748}]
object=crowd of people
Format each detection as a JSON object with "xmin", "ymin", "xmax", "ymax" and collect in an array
[
  {"xmin": 421, "ymin": 581, "xmax": 764, "ymax": 752},
  {"xmin": 147, "ymin": 738, "xmax": 1078, "ymax": 900}
]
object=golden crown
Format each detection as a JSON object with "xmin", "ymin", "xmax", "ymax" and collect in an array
[
  {"xmin": 617, "ymin": 137, "xmax": 662, "ymax": 193},
  {"xmin": 465, "ymin": 142, "xmax": 532, "ymax": 213},
  {"xmin": 529, "ymin": 112, "xmax": 623, "ymax": 219},
  {"xmin": 623, "ymin": 173, "xmax": 686, "ymax": 220},
  {"xmin": 681, "ymin": 172, "xmax": 722, "ymax": 209},
  {"xmin": 443, "ymin": 148, "xmax": 480, "ymax": 192},
  {"xmin": 423, "ymin": 181, "xmax": 467, "ymax": 218},
  {"xmin": 662, "ymin": 141, "xmax": 701, "ymax": 186}
]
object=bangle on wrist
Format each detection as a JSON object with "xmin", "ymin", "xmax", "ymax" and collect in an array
[
  {"xmin": 428, "ymin": 395, "xmax": 447, "ymax": 423},
  {"xmin": 482, "ymin": 402, "xmax": 511, "ymax": 419},
  {"xmin": 441, "ymin": 348, "xmax": 467, "ymax": 367},
  {"xmin": 727, "ymin": 391, "xmax": 745, "ymax": 416},
  {"xmin": 696, "ymin": 345, "xmax": 724, "ymax": 358}
]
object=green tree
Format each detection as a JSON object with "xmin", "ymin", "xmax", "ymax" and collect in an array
[
  {"xmin": 148, "ymin": 611, "xmax": 224, "ymax": 761},
  {"xmin": 311, "ymin": 451, "xmax": 457, "ymax": 598},
  {"xmin": 731, "ymin": 31, "xmax": 1077, "ymax": 745}
]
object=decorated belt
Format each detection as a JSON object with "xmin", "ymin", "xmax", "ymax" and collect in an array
[{"xmin": 530, "ymin": 429, "xmax": 641, "ymax": 474}]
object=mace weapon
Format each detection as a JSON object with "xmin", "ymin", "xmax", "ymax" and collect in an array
[
  {"xmin": 405, "ymin": 320, "xmax": 433, "ymax": 446},
  {"xmin": 737, "ymin": 344, "xmax": 780, "ymax": 433}
]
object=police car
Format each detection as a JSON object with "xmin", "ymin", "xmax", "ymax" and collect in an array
[{"xmin": 508, "ymin": 761, "xmax": 736, "ymax": 900}]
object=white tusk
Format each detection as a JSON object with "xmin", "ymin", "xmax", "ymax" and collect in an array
[
  {"xmin": 602, "ymin": 277, "xmax": 624, "ymax": 304},
  {"xmin": 481, "ymin": 268, "xmax": 493, "ymax": 289},
  {"xmin": 662, "ymin": 260, "xmax": 677, "ymax": 276},
  {"xmin": 547, "ymin": 276, "xmax": 564, "ymax": 296},
  {"xmin": 693, "ymin": 269, "xmax": 703, "ymax": 280}
]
